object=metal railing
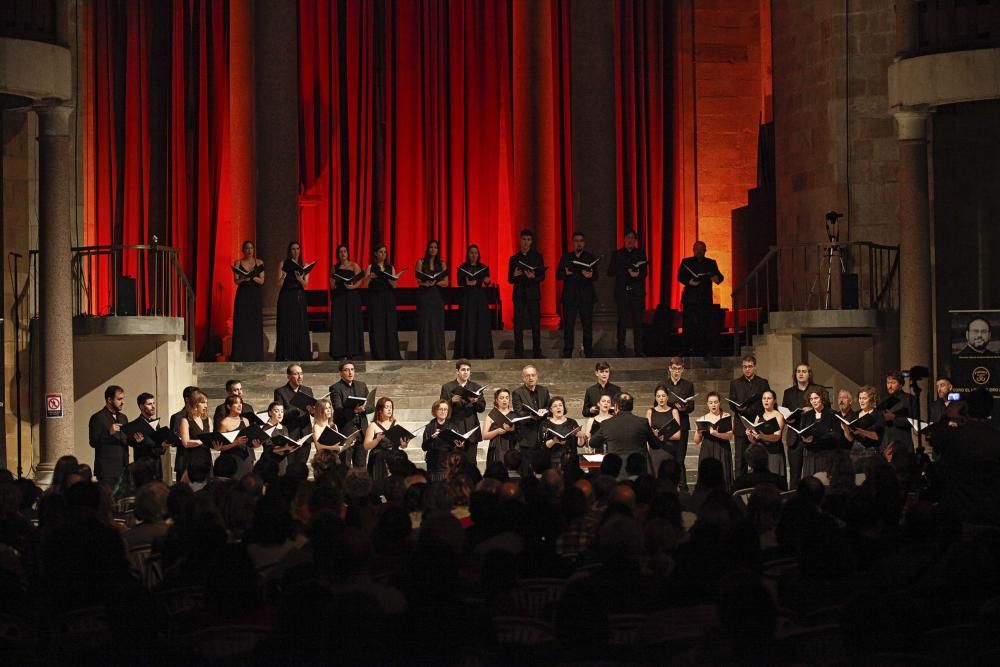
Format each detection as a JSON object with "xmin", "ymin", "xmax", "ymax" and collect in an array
[
  {"xmin": 731, "ymin": 241, "xmax": 900, "ymax": 355},
  {"xmin": 915, "ymin": 0, "xmax": 1000, "ymax": 54},
  {"xmin": 28, "ymin": 244, "xmax": 197, "ymax": 352}
]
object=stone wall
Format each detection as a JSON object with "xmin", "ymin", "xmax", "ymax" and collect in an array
[{"xmin": 772, "ymin": 0, "xmax": 898, "ymax": 249}]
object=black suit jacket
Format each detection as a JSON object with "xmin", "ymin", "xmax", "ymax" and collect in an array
[
  {"xmin": 508, "ymin": 250, "xmax": 546, "ymax": 302},
  {"xmin": 729, "ymin": 375, "xmax": 770, "ymax": 424},
  {"xmin": 511, "ymin": 384, "xmax": 551, "ymax": 450},
  {"xmin": 678, "ymin": 255, "xmax": 723, "ymax": 305},
  {"xmin": 556, "ymin": 250, "xmax": 598, "ymax": 303},
  {"xmin": 89, "ymin": 407, "xmax": 129, "ymax": 482},
  {"xmin": 330, "ymin": 379, "xmax": 371, "ymax": 467},
  {"xmin": 664, "ymin": 378, "xmax": 696, "ymax": 429},
  {"xmin": 589, "ymin": 411, "xmax": 661, "ymax": 460},
  {"xmin": 273, "ymin": 383, "xmax": 314, "ymax": 438},
  {"xmin": 608, "ymin": 247, "xmax": 647, "ymax": 297},
  {"xmin": 441, "ymin": 380, "xmax": 486, "ymax": 434},
  {"xmin": 127, "ymin": 417, "xmax": 167, "ymax": 462},
  {"xmin": 582, "ymin": 382, "xmax": 622, "ymax": 418}
]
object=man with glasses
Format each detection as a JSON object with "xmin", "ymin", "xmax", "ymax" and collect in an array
[{"xmin": 729, "ymin": 355, "xmax": 770, "ymax": 477}]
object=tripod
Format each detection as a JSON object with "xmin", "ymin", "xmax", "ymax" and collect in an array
[{"xmin": 809, "ymin": 212, "xmax": 846, "ymax": 309}]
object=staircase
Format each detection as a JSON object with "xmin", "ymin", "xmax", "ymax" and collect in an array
[{"xmin": 193, "ymin": 357, "xmax": 742, "ymax": 485}]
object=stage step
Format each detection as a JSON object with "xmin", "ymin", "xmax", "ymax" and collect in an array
[{"xmin": 192, "ymin": 356, "xmax": 743, "ymax": 485}]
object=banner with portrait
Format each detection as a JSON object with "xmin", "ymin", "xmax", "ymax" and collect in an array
[{"xmin": 950, "ymin": 310, "xmax": 1000, "ymax": 408}]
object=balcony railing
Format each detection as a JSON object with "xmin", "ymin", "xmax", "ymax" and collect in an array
[
  {"xmin": 27, "ymin": 244, "xmax": 197, "ymax": 353},
  {"xmin": 731, "ymin": 241, "xmax": 900, "ymax": 355},
  {"xmin": 915, "ymin": 0, "xmax": 1000, "ymax": 54}
]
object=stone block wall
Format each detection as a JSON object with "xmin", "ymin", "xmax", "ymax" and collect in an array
[{"xmin": 772, "ymin": 0, "xmax": 898, "ymax": 251}]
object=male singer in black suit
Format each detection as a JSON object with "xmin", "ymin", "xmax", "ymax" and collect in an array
[
  {"xmin": 440, "ymin": 359, "xmax": 486, "ymax": 465},
  {"xmin": 582, "ymin": 361, "xmax": 621, "ymax": 418},
  {"xmin": 729, "ymin": 355, "xmax": 770, "ymax": 477},
  {"xmin": 677, "ymin": 240, "xmax": 724, "ymax": 356},
  {"xmin": 589, "ymin": 392, "xmax": 663, "ymax": 475},
  {"xmin": 556, "ymin": 232, "xmax": 598, "ymax": 358},
  {"xmin": 273, "ymin": 363, "xmax": 314, "ymax": 466},
  {"xmin": 88, "ymin": 385, "xmax": 134, "ymax": 483},
  {"xmin": 329, "ymin": 359, "xmax": 372, "ymax": 468},
  {"xmin": 508, "ymin": 229, "xmax": 546, "ymax": 358},
  {"xmin": 511, "ymin": 364, "xmax": 551, "ymax": 473},
  {"xmin": 607, "ymin": 229, "xmax": 647, "ymax": 356},
  {"xmin": 882, "ymin": 371, "xmax": 916, "ymax": 465},
  {"xmin": 129, "ymin": 392, "xmax": 167, "ymax": 481},
  {"xmin": 929, "ymin": 376, "xmax": 964, "ymax": 423},
  {"xmin": 665, "ymin": 357, "xmax": 696, "ymax": 490},
  {"xmin": 782, "ymin": 363, "xmax": 821, "ymax": 488},
  {"xmin": 213, "ymin": 379, "xmax": 255, "ymax": 425}
]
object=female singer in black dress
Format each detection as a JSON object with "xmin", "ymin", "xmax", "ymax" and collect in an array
[
  {"xmin": 842, "ymin": 385, "xmax": 885, "ymax": 466},
  {"xmin": 230, "ymin": 240, "xmax": 265, "ymax": 361},
  {"xmin": 483, "ymin": 388, "xmax": 518, "ymax": 465},
  {"xmin": 647, "ymin": 384, "xmax": 683, "ymax": 476},
  {"xmin": 415, "ymin": 239, "xmax": 448, "ymax": 360},
  {"xmin": 800, "ymin": 389, "xmax": 838, "ymax": 478},
  {"xmin": 583, "ymin": 393, "xmax": 614, "ymax": 453},
  {"xmin": 744, "ymin": 390, "xmax": 787, "ymax": 477},
  {"xmin": 276, "ymin": 241, "xmax": 311, "ymax": 361},
  {"xmin": 363, "ymin": 397, "xmax": 409, "ymax": 494},
  {"xmin": 539, "ymin": 396, "xmax": 581, "ymax": 470},
  {"xmin": 454, "ymin": 244, "xmax": 494, "ymax": 359},
  {"xmin": 365, "ymin": 245, "xmax": 402, "ymax": 360},
  {"xmin": 421, "ymin": 399, "xmax": 455, "ymax": 482},
  {"xmin": 693, "ymin": 391, "xmax": 734, "ymax": 489},
  {"xmin": 329, "ymin": 244, "xmax": 365, "ymax": 360}
]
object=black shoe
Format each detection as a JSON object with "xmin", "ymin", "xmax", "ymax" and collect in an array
[
  {"xmin": 616, "ymin": 348, "xmax": 627, "ymax": 357},
  {"xmin": 534, "ymin": 351, "xmax": 546, "ymax": 359},
  {"xmin": 561, "ymin": 351, "xmax": 573, "ymax": 359}
]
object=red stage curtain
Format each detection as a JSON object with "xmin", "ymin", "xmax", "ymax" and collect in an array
[
  {"xmin": 83, "ymin": 0, "xmax": 154, "ymax": 311},
  {"xmin": 614, "ymin": 0, "xmax": 675, "ymax": 310},
  {"xmin": 84, "ymin": 0, "xmax": 233, "ymax": 358},
  {"xmin": 382, "ymin": 0, "xmax": 516, "ymax": 312},
  {"xmin": 297, "ymin": 0, "xmax": 377, "ymax": 283}
]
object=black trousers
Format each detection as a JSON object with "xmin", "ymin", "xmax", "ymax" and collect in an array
[
  {"xmin": 615, "ymin": 292, "xmax": 644, "ymax": 354},
  {"xmin": 682, "ymin": 301, "xmax": 717, "ymax": 355},
  {"xmin": 562, "ymin": 296, "xmax": 594, "ymax": 355},
  {"xmin": 676, "ymin": 429, "xmax": 689, "ymax": 489},
  {"xmin": 787, "ymin": 439, "xmax": 803, "ymax": 489},
  {"xmin": 513, "ymin": 297, "xmax": 542, "ymax": 355},
  {"xmin": 733, "ymin": 432, "xmax": 750, "ymax": 478}
]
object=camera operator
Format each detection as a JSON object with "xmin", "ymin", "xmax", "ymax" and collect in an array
[{"xmin": 928, "ymin": 389, "xmax": 1000, "ymax": 527}]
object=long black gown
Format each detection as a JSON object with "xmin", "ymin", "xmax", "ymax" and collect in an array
[
  {"xmin": 698, "ymin": 415, "xmax": 733, "ymax": 490},
  {"xmin": 454, "ymin": 262, "xmax": 494, "ymax": 359},
  {"xmin": 276, "ymin": 261, "xmax": 311, "ymax": 361},
  {"xmin": 649, "ymin": 409, "xmax": 679, "ymax": 476},
  {"xmin": 368, "ymin": 420, "xmax": 402, "ymax": 495},
  {"xmin": 486, "ymin": 411, "xmax": 518, "ymax": 465},
  {"xmin": 230, "ymin": 263, "xmax": 264, "ymax": 361},
  {"xmin": 367, "ymin": 264, "xmax": 401, "ymax": 360},
  {"xmin": 329, "ymin": 264, "xmax": 365, "ymax": 359},
  {"xmin": 421, "ymin": 418, "xmax": 454, "ymax": 482},
  {"xmin": 416, "ymin": 262, "xmax": 447, "ymax": 360}
]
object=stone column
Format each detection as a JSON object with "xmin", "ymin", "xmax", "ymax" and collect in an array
[
  {"xmin": 570, "ymin": 0, "xmax": 617, "ymax": 322},
  {"xmin": 34, "ymin": 101, "xmax": 76, "ymax": 481},
  {"xmin": 895, "ymin": 109, "xmax": 932, "ymax": 371},
  {"xmin": 255, "ymin": 0, "xmax": 299, "ymax": 320}
]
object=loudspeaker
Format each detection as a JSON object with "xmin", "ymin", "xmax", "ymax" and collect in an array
[
  {"xmin": 116, "ymin": 276, "xmax": 137, "ymax": 315},
  {"xmin": 842, "ymin": 273, "xmax": 859, "ymax": 310}
]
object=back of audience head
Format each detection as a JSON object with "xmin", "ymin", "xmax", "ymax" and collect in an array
[
  {"xmin": 600, "ymin": 453, "xmax": 623, "ymax": 478},
  {"xmin": 135, "ymin": 481, "xmax": 169, "ymax": 523},
  {"xmin": 625, "ymin": 453, "xmax": 647, "ymax": 478},
  {"xmin": 186, "ymin": 448, "xmax": 212, "ymax": 484}
]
